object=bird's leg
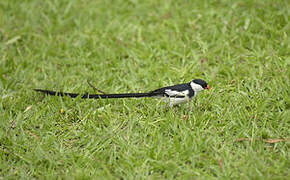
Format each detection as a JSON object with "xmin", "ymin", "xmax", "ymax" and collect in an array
[
  {"xmin": 87, "ymin": 80, "xmax": 107, "ymax": 94},
  {"xmin": 189, "ymin": 101, "xmax": 194, "ymax": 112}
]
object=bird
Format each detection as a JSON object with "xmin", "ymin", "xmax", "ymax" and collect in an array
[{"xmin": 34, "ymin": 79, "xmax": 210, "ymax": 106}]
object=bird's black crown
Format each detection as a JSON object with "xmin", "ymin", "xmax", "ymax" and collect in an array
[{"xmin": 192, "ymin": 79, "xmax": 208, "ymax": 89}]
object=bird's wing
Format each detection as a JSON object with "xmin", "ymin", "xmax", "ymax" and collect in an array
[
  {"xmin": 150, "ymin": 83, "xmax": 194, "ymax": 98},
  {"xmin": 164, "ymin": 89, "xmax": 189, "ymax": 97}
]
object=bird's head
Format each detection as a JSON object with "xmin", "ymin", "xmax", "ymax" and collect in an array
[{"xmin": 190, "ymin": 79, "xmax": 210, "ymax": 93}]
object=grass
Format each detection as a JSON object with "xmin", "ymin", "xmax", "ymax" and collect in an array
[{"xmin": 0, "ymin": 0, "xmax": 289, "ymax": 179}]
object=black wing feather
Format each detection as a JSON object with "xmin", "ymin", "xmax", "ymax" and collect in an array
[{"xmin": 150, "ymin": 83, "xmax": 194, "ymax": 98}]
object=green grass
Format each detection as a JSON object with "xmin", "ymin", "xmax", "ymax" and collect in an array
[{"xmin": 1, "ymin": 0, "xmax": 289, "ymax": 179}]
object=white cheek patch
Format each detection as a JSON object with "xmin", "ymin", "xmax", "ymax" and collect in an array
[{"xmin": 190, "ymin": 82, "xmax": 203, "ymax": 93}]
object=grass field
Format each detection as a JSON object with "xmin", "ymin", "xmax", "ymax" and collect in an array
[{"xmin": 1, "ymin": 0, "xmax": 289, "ymax": 179}]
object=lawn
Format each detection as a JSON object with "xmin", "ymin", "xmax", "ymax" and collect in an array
[{"xmin": 0, "ymin": 0, "xmax": 289, "ymax": 179}]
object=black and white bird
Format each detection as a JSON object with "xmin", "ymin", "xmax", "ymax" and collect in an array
[{"xmin": 34, "ymin": 79, "xmax": 209, "ymax": 106}]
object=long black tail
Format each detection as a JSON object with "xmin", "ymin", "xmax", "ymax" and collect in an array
[{"xmin": 34, "ymin": 89, "xmax": 157, "ymax": 99}]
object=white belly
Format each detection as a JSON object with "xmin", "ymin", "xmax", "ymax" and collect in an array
[{"xmin": 163, "ymin": 97, "xmax": 192, "ymax": 107}]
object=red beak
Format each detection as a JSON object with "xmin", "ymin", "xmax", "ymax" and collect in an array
[{"xmin": 206, "ymin": 85, "xmax": 210, "ymax": 90}]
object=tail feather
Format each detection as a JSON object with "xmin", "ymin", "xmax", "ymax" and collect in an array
[{"xmin": 34, "ymin": 89, "xmax": 155, "ymax": 99}]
